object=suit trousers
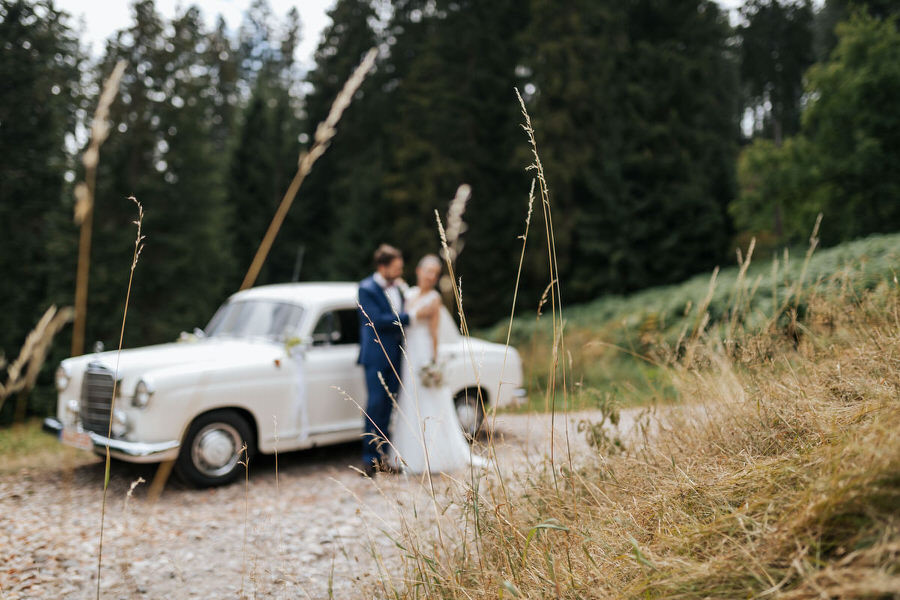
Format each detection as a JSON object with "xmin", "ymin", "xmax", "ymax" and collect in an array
[{"xmin": 362, "ymin": 364, "xmax": 401, "ymax": 466}]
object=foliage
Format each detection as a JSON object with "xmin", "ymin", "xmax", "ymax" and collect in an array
[
  {"xmin": 291, "ymin": 0, "xmax": 384, "ymax": 283},
  {"xmin": 802, "ymin": 12, "xmax": 900, "ymax": 245},
  {"xmin": 738, "ymin": 0, "xmax": 815, "ymax": 142},
  {"xmin": 383, "ymin": 0, "xmax": 529, "ymax": 321},
  {"xmin": 486, "ymin": 232, "xmax": 900, "ymax": 409},
  {"xmin": 0, "ymin": 0, "xmax": 84, "ymax": 421},
  {"xmin": 815, "ymin": 0, "xmax": 899, "ymax": 59},
  {"xmin": 228, "ymin": 1, "xmax": 304, "ymax": 286},
  {"xmin": 522, "ymin": 0, "xmax": 738, "ymax": 305},
  {"xmin": 89, "ymin": 1, "xmax": 235, "ymax": 349},
  {"xmin": 732, "ymin": 12, "xmax": 900, "ymax": 247},
  {"xmin": 731, "ymin": 136, "xmax": 819, "ymax": 245}
]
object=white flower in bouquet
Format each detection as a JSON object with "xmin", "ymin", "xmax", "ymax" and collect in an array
[{"xmin": 418, "ymin": 360, "xmax": 445, "ymax": 388}]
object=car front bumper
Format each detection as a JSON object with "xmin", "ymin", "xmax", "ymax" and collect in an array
[{"xmin": 43, "ymin": 417, "xmax": 180, "ymax": 463}]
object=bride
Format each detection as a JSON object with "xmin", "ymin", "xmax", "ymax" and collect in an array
[{"xmin": 391, "ymin": 254, "xmax": 489, "ymax": 474}]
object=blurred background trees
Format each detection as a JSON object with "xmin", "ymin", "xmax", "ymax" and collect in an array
[
  {"xmin": 732, "ymin": 7, "xmax": 900, "ymax": 249},
  {"xmin": 1, "ymin": 0, "xmax": 899, "ymax": 420}
]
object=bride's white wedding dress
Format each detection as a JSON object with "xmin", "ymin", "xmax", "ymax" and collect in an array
[{"xmin": 391, "ymin": 288, "xmax": 489, "ymax": 474}]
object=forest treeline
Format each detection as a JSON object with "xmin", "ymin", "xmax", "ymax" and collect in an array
[{"xmin": 1, "ymin": 0, "xmax": 898, "ymax": 419}]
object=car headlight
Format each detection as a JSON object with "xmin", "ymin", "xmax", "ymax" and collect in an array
[
  {"xmin": 132, "ymin": 380, "xmax": 154, "ymax": 408},
  {"xmin": 55, "ymin": 364, "xmax": 70, "ymax": 392}
]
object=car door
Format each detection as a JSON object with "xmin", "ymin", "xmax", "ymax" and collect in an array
[{"xmin": 303, "ymin": 306, "xmax": 366, "ymax": 437}]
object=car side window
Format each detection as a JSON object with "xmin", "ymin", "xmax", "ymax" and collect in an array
[
  {"xmin": 312, "ymin": 308, "xmax": 360, "ymax": 346},
  {"xmin": 312, "ymin": 311, "xmax": 339, "ymax": 346},
  {"xmin": 336, "ymin": 309, "xmax": 360, "ymax": 345}
]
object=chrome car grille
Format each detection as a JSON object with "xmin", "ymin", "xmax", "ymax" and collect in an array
[{"xmin": 80, "ymin": 362, "xmax": 115, "ymax": 435}]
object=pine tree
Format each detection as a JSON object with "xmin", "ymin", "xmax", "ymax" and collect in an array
[
  {"xmin": 206, "ymin": 16, "xmax": 241, "ymax": 157},
  {"xmin": 299, "ymin": 0, "xmax": 384, "ymax": 282},
  {"xmin": 0, "ymin": 0, "xmax": 83, "ymax": 419},
  {"xmin": 89, "ymin": 0, "xmax": 235, "ymax": 346},
  {"xmin": 383, "ymin": 0, "xmax": 529, "ymax": 325},
  {"xmin": 739, "ymin": 0, "xmax": 815, "ymax": 143},
  {"xmin": 616, "ymin": 0, "xmax": 737, "ymax": 290},
  {"xmin": 522, "ymin": 0, "xmax": 737, "ymax": 300},
  {"xmin": 227, "ymin": 0, "xmax": 304, "ymax": 287},
  {"xmin": 520, "ymin": 0, "xmax": 626, "ymax": 302}
]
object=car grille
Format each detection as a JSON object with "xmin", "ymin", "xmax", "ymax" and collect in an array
[{"xmin": 80, "ymin": 362, "xmax": 115, "ymax": 435}]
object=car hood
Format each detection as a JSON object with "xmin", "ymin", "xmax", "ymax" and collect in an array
[{"xmin": 64, "ymin": 338, "xmax": 285, "ymax": 380}]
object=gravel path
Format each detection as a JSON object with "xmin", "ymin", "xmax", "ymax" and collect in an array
[{"xmin": 0, "ymin": 408, "xmax": 643, "ymax": 599}]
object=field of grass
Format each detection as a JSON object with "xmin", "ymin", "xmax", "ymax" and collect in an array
[
  {"xmin": 486, "ymin": 232, "xmax": 900, "ymax": 411},
  {"xmin": 388, "ymin": 245, "xmax": 900, "ymax": 599},
  {"xmin": 0, "ymin": 419, "xmax": 96, "ymax": 474}
]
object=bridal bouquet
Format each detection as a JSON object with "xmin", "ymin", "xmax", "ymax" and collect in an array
[{"xmin": 419, "ymin": 360, "xmax": 445, "ymax": 388}]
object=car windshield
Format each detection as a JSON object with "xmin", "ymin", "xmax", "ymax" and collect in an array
[{"xmin": 204, "ymin": 300, "xmax": 305, "ymax": 341}]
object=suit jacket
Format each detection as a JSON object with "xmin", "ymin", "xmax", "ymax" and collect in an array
[{"xmin": 357, "ymin": 275, "xmax": 410, "ymax": 372}]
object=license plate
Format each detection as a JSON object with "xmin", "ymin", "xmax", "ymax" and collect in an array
[{"xmin": 61, "ymin": 428, "xmax": 93, "ymax": 451}]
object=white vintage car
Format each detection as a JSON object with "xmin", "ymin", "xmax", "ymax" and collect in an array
[{"xmin": 44, "ymin": 283, "xmax": 525, "ymax": 486}]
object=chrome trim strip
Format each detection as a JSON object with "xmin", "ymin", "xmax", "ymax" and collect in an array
[
  {"xmin": 43, "ymin": 417, "xmax": 180, "ymax": 457},
  {"xmin": 306, "ymin": 421, "xmax": 361, "ymax": 436}
]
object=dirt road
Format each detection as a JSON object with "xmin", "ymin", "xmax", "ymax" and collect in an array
[{"xmin": 1, "ymin": 409, "xmax": 640, "ymax": 599}]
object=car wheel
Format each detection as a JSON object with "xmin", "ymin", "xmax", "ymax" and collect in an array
[
  {"xmin": 454, "ymin": 389, "xmax": 485, "ymax": 440},
  {"xmin": 176, "ymin": 409, "xmax": 255, "ymax": 487}
]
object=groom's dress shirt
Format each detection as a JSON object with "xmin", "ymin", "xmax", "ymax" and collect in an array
[{"xmin": 373, "ymin": 272, "xmax": 403, "ymax": 315}]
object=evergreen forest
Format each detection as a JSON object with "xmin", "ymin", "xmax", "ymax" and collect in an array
[{"xmin": 1, "ymin": 0, "xmax": 899, "ymax": 420}]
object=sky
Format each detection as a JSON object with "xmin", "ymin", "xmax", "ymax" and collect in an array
[{"xmin": 57, "ymin": 0, "xmax": 752, "ymax": 69}]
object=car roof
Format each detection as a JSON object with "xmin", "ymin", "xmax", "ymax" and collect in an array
[{"xmin": 230, "ymin": 282, "xmax": 358, "ymax": 307}]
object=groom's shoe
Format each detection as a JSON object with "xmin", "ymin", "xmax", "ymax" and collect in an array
[
  {"xmin": 377, "ymin": 461, "xmax": 401, "ymax": 475},
  {"xmin": 361, "ymin": 461, "xmax": 378, "ymax": 478}
]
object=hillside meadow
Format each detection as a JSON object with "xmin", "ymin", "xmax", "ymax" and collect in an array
[
  {"xmin": 382, "ymin": 233, "xmax": 900, "ymax": 599},
  {"xmin": 491, "ymin": 231, "xmax": 900, "ymax": 411}
]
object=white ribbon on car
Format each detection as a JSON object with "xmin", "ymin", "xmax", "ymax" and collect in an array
[{"xmin": 288, "ymin": 344, "xmax": 310, "ymax": 442}]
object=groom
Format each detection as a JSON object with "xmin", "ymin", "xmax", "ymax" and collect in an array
[{"xmin": 357, "ymin": 244, "xmax": 410, "ymax": 476}]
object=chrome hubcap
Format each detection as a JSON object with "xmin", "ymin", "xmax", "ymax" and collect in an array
[{"xmin": 192, "ymin": 423, "xmax": 241, "ymax": 478}]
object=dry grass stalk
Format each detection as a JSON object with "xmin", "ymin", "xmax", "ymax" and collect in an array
[
  {"xmin": 515, "ymin": 87, "xmax": 573, "ymax": 493},
  {"xmin": 490, "ymin": 178, "xmax": 535, "ymax": 448},
  {"xmin": 440, "ymin": 183, "xmax": 471, "ymax": 265},
  {"xmin": 378, "ymin": 96, "xmax": 571, "ymax": 597},
  {"xmin": 96, "ymin": 196, "xmax": 144, "ymax": 600},
  {"xmin": 239, "ymin": 443, "xmax": 250, "ymax": 599},
  {"xmin": 0, "ymin": 305, "xmax": 74, "ymax": 411},
  {"xmin": 71, "ymin": 60, "xmax": 127, "ymax": 357},
  {"xmin": 767, "ymin": 213, "xmax": 823, "ymax": 332},
  {"xmin": 240, "ymin": 48, "xmax": 378, "ymax": 291}
]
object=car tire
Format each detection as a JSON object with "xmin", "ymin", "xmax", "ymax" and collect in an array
[
  {"xmin": 454, "ymin": 389, "xmax": 485, "ymax": 441},
  {"xmin": 176, "ymin": 409, "xmax": 255, "ymax": 488}
]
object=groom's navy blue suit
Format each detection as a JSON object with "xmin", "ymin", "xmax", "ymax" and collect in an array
[{"xmin": 357, "ymin": 275, "xmax": 410, "ymax": 467}]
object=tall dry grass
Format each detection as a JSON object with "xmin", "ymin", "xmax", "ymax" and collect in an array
[
  {"xmin": 0, "ymin": 305, "xmax": 74, "ymax": 414},
  {"xmin": 354, "ymin": 92, "xmax": 900, "ymax": 599},
  {"xmin": 368, "ymin": 242, "xmax": 899, "ymax": 599},
  {"xmin": 96, "ymin": 197, "xmax": 145, "ymax": 599}
]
